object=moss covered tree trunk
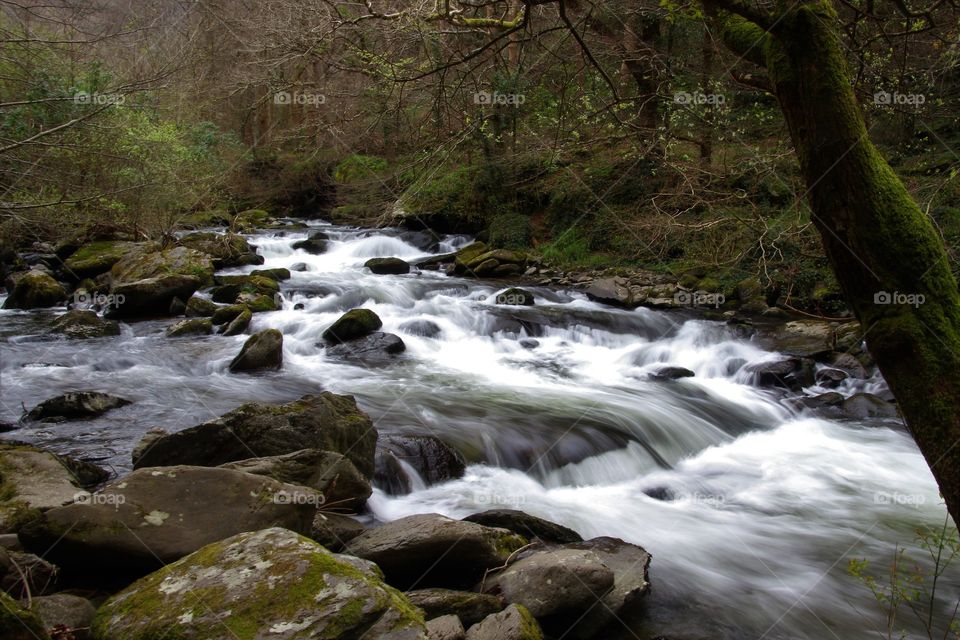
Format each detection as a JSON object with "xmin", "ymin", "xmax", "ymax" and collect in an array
[{"xmin": 710, "ymin": 0, "xmax": 960, "ymax": 525}]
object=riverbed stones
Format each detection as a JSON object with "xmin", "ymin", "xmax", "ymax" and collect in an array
[
  {"xmin": 211, "ymin": 302, "xmax": 245, "ymax": 324},
  {"xmin": 584, "ymin": 277, "xmax": 634, "ymax": 308},
  {"xmin": 110, "ymin": 246, "xmax": 214, "ymax": 287},
  {"xmin": 454, "ymin": 245, "xmax": 529, "ymax": 278},
  {"xmin": 228, "ymin": 328, "xmax": 283, "ymax": 372},
  {"xmin": 344, "ymin": 513, "xmax": 527, "ymax": 590},
  {"xmin": 220, "ymin": 449, "xmax": 371, "ymax": 510},
  {"xmin": 292, "ymin": 231, "xmax": 329, "ymax": 254},
  {"xmin": 26, "ymin": 391, "xmax": 130, "ymax": 422},
  {"xmin": 184, "ymin": 295, "xmax": 218, "ymax": 317},
  {"xmin": 90, "ymin": 527, "xmax": 427, "ymax": 640},
  {"xmin": 490, "ymin": 288, "xmax": 535, "ymax": 306},
  {"xmin": 405, "ymin": 589, "xmax": 504, "ymax": 627},
  {"xmin": 326, "ymin": 332, "xmax": 406, "ymax": 363},
  {"xmin": 250, "ymin": 267, "xmax": 291, "ymax": 281},
  {"xmin": 27, "ymin": 593, "xmax": 96, "ymax": 637},
  {"xmin": 49, "ymin": 310, "xmax": 120, "ymax": 339},
  {"xmin": 323, "ymin": 308, "xmax": 383, "ymax": 343},
  {"xmin": 648, "ymin": 365, "xmax": 696, "ymax": 380},
  {"xmin": 166, "ymin": 317, "xmax": 213, "ymax": 337},
  {"xmin": 221, "ymin": 306, "xmax": 252, "ymax": 336},
  {"xmin": 481, "ymin": 548, "xmax": 613, "ymax": 620},
  {"xmin": 109, "ymin": 274, "xmax": 203, "ymax": 318},
  {"xmin": 400, "ymin": 319, "xmax": 443, "ymax": 337},
  {"xmin": 310, "ymin": 512, "xmax": 366, "ymax": 551},
  {"xmin": 465, "ymin": 604, "xmax": 543, "ymax": 640},
  {"xmin": 374, "ymin": 435, "xmax": 466, "ymax": 495},
  {"xmin": 366, "ymin": 257, "xmax": 412, "ymax": 274},
  {"xmin": 815, "ymin": 367, "xmax": 848, "ymax": 388},
  {"xmin": 427, "ymin": 614, "xmax": 465, "ymax": 640},
  {"xmin": 0, "ymin": 445, "xmax": 99, "ymax": 524},
  {"xmin": 131, "ymin": 393, "xmax": 378, "ymax": 476},
  {"xmin": 841, "ymin": 392, "xmax": 898, "ymax": 419},
  {"xmin": 19, "ymin": 466, "xmax": 322, "ymax": 580},
  {"xmin": 2, "ymin": 270, "xmax": 66, "ymax": 309},
  {"xmin": 462, "ymin": 510, "xmax": 582, "ymax": 544},
  {"xmin": 743, "ymin": 357, "xmax": 814, "ymax": 390},
  {"xmin": 63, "ymin": 240, "xmax": 138, "ymax": 280}
]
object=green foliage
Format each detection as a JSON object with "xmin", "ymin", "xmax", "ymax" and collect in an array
[
  {"xmin": 488, "ymin": 212, "xmax": 531, "ymax": 249},
  {"xmin": 334, "ymin": 154, "xmax": 389, "ymax": 183},
  {"xmin": 848, "ymin": 518, "xmax": 960, "ymax": 639},
  {"xmin": 539, "ymin": 226, "xmax": 610, "ymax": 268}
]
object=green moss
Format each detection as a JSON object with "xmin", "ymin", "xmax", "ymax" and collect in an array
[
  {"xmin": 333, "ymin": 154, "xmax": 388, "ymax": 183},
  {"xmin": 488, "ymin": 212, "xmax": 531, "ymax": 250},
  {"xmin": 0, "ymin": 591, "xmax": 48, "ymax": 639}
]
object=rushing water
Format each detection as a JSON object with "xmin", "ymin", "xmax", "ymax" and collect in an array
[{"xmin": 0, "ymin": 223, "xmax": 957, "ymax": 639}]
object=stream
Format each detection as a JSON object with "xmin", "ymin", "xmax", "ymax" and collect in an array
[{"xmin": 0, "ymin": 222, "xmax": 956, "ymax": 639}]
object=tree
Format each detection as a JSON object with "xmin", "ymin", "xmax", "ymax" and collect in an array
[{"xmin": 703, "ymin": 0, "xmax": 960, "ymax": 526}]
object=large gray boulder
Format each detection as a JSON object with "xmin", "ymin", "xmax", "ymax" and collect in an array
[
  {"xmin": 91, "ymin": 527, "xmax": 427, "ymax": 640},
  {"xmin": 405, "ymin": 589, "xmax": 504, "ymax": 627},
  {"xmin": 109, "ymin": 274, "xmax": 203, "ymax": 317},
  {"xmin": 131, "ymin": 393, "xmax": 378, "ymax": 477},
  {"xmin": 26, "ymin": 391, "xmax": 130, "ymax": 422},
  {"xmin": 584, "ymin": 277, "xmax": 634, "ymax": 309},
  {"xmin": 462, "ymin": 511, "xmax": 582, "ymax": 545},
  {"xmin": 366, "ymin": 257, "xmax": 411, "ymax": 275},
  {"xmin": 323, "ymin": 308, "xmax": 383, "ymax": 343},
  {"xmin": 221, "ymin": 449, "xmax": 371, "ymax": 511},
  {"xmin": 18, "ymin": 466, "xmax": 322, "ymax": 580},
  {"xmin": 27, "ymin": 593, "xmax": 96, "ymax": 639},
  {"xmin": 345, "ymin": 514, "xmax": 527, "ymax": 590},
  {"xmin": 326, "ymin": 332, "xmax": 406, "ymax": 364}
]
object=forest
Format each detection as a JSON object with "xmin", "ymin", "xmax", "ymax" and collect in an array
[{"xmin": 1, "ymin": 0, "xmax": 959, "ymax": 638}]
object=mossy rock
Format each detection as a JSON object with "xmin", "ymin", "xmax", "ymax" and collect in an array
[
  {"xmin": 0, "ymin": 591, "xmax": 48, "ymax": 639},
  {"xmin": 166, "ymin": 318, "xmax": 213, "ymax": 337},
  {"xmin": 63, "ymin": 240, "xmax": 138, "ymax": 281},
  {"xmin": 49, "ymin": 310, "xmax": 120, "ymax": 339},
  {"xmin": 234, "ymin": 208, "xmax": 272, "ymax": 229},
  {"xmin": 178, "ymin": 233, "xmax": 262, "ymax": 269},
  {"xmin": 222, "ymin": 308, "xmax": 252, "ymax": 336},
  {"xmin": 322, "ymin": 309, "xmax": 383, "ymax": 344},
  {"xmin": 111, "ymin": 247, "xmax": 215, "ymax": 288},
  {"xmin": 91, "ymin": 527, "xmax": 426, "ymax": 640},
  {"xmin": 211, "ymin": 304, "xmax": 247, "ymax": 325},
  {"xmin": 3, "ymin": 271, "xmax": 66, "ymax": 309},
  {"xmin": 185, "ymin": 296, "xmax": 218, "ymax": 318},
  {"xmin": 240, "ymin": 293, "xmax": 279, "ymax": 313},
  {"xmin": 250, "ymin": 267, "xmax": 291, "ymax": 281},
  {"xmin": 365, "ymin": 257, "xmax": 411, "ymax": 275}
]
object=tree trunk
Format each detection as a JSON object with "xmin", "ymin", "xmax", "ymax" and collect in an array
[{"xmin": 716, "ymin": 1, "xmax": 960, "ymax": 525}]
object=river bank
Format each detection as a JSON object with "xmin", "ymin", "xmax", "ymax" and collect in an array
[{"xmin": 0, "ymin": 220, "xmax": 954, "ymax": 639}]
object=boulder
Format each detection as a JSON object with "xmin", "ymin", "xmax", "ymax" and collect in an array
[
  {"xmin": 345, "ymin": 514, "xmax": 527, "ymax": 590},
  {"xmin": 90, "ymin": 527, "xmax": 427, "ymax": 640},
  {"xmin": 0, "ymin": 591, "xmax": 47, "ymax": 640},
  {"xmin": 326, "ymin": 332, "xmax": 406, "ymax": 364},
  {"xmin": 210, "ymin": 274, "xmax": 279, "ymax": 303},
  {"xmin": 481, "ymin": 548, "xmax": 614, "ymax": 620},
  {"xmin": 2, "ymin": 271, "xmax": 65, "ymax": 309},
  {"xmin": 743, "ymin": 357, "xmax": 814, "ymax": 390},
  {"xmin": 132, "ymin": 393, "xmax": 378, "ymax": 477},
  {"xmin": 26, "ymin": 594, "xmax": 96, "ymax": 638},
  {"xmin": 26, "ymin": 392, "xmax": 130, "ymax": 422},
  {"xmin": 374, "ymin": 435, "xmax": 466, "ymax": 495},
  {"xmin": 250, "ymin": 267, "xmax": 291, "ymax": 281},
  {"xmin": 366, "ymin": 257, "xmax": 412, "ymax": 275},
  {"xmin": 109, "ymin": 274, "xmax": 203, "ymax": 318},
  {"xmin": 49, "ymin": 310, "xmax": 120, "ymax": 339},
  {"xmin": 400, "ymin": 319, "xmax": 443, "ymax": 338},
  {"xmin": 238, "ymin": 292, "xmax": 279, "ymax": 312},
  {"xmin": 19, "ymin": 466, "xmax": 322, "ymax": 580},
  {"xmin": 165, "ymin": 318, "xmax": 212, "ymax": 337},
  {"xmin": 110, "ymin": 246, "xmax": 214, "ymax": 288},
  {"xmin": 584, "ymin": 278, "xmax": 634, "ymax": 309},
  {"xmin": 220, "ymin": 449, "xmax": 371, "ymax": 511},
  {"xmin": 322, "ymin": 308, "xmax": 383, "ymax": 343},
  {"xmin": 428, "ymin": 614, "xmax": 465, "ymax": 640},
  {"xmin": 63, "ymin": 240, "xmax": 138, "ymax": 280},
  {"xmin": 815, "ymin": 367, "xmax": 848, "ymax": 388},
  {"xmin": 842, "ymin": 392, "xmax": 899, "ymax": 419},
  {"xmin": 406, "ymin": 589, "xmax": 504, "ymax": 627},
  {"xmin": 465, "ymin": 604, "xmax": 543, "ymax": 640},
  {"xmin": 228, "ymin": 328, "xmax": 283, "ymax": 372},
  {"xmin": 184, "ymin": 295, "xmax": 218, "ymax": 317},
  {"xmin": 211, "ymin": 303, "xmax": 245, "ymax": 325},
  {"xmin": 310, "ymin": 512, "xmax": 366, "ymax": 551},
  {"xmin": 462, "ymin": 511, "xmax": 582, "ymax": 544},
  {"xmin": 178, "ymin": 232, "xmax": 262, "ymax": 269},
  {"xmin": 291, "ymin": 262, "xmax": 310, "ymax": 272},
  {"xmin": 221, "ymin": 307, "xmax": 252, "ymax": 336},
  {"xmin": 490, "ymin": 288, "xmax": 534, "ymax": 306},
  {"xmin": 648, "ymin": 366, "xmax": 695, "ymax": 380},
  {"xmin": 168, "ymin": 296, "xmax": 187, "ymax": 315},
  {"xmin": 455, "ymin": 248, "xmax": 528, "ymax": 278},
  {"xmin": 292, "ymin": 231, "xmax": 329, "ymax": 254}
]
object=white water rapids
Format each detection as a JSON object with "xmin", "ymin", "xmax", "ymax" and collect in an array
[{"xmin": 1, "ymin": 222, "xmax": 956, "ymax": 639}]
